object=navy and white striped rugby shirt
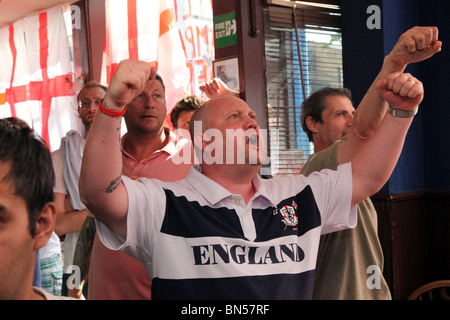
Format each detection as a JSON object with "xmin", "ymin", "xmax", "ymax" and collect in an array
[{"xmin": 97, "ymin": 164, "xmax": 356, "ymax": 300}]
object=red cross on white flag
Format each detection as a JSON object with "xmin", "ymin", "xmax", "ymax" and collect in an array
[{"xmin": 0, "ymin": 5, "xmax": 79, "ymax": 151}]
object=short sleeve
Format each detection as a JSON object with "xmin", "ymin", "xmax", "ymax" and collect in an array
[
  {"xmin": 306, "ymin": 163, "xmax": 357, "ymax": 234},
  {"xmin": 95, "ymin": 176, "xmax": 167, "ymax": 265}
]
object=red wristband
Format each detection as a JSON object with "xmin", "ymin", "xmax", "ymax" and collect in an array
[{"xmin": 99, "ymin": 99, "xmax": 127, "ymax": 117}]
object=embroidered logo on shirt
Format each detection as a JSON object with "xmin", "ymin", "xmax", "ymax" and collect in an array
[{"xmin": 274, "ymin": 201, "xmax": 299, "ymax": 229}]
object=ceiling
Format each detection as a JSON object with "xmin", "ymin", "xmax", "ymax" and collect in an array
[{"xmin": 0, "ymin": 0, "xmax": 78, "ymax": 27}]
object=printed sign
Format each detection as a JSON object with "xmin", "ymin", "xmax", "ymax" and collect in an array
[{"xmin": 214, "ymin": 11, "xmax": 237, "ymax": 48}]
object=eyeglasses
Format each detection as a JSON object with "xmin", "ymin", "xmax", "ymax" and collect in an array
[{"xmin": 78, "ymin": 98, "xmax": 101, "ymax": 110}]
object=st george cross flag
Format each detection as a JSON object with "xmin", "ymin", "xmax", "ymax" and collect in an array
[
  {"xmin": 0, "ymin": 5, "xmax": 79, "ymax": 151},
  {"xmin": 102, "ymin": 0, "xmax": 189, "ymax": 114}
]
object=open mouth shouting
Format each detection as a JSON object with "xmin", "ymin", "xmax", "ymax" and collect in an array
[{"xmin": 246, "ymin": 134, "xmax": 259, "ymax": 148}]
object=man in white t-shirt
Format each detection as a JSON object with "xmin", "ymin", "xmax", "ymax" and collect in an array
[
  {"xmin": 51, "ymin": 82, "xmax": 106, "ymax": 295},
  {"xmin": 79, "ymin": 59, "xmax": 425, "ymax": 299}
]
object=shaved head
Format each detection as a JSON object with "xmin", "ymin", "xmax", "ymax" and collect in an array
[
  {"xmin": 188, "ymin": 95, "xmax": 266, "ymax": 168},
  {"xmin": 189, "ymin": 95, "xmax": 244, "ymax": 139}
]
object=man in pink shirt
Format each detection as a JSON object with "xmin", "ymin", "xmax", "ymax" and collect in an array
[{"xmin": 73, "ymin": 73, "xmax": 192, "ymax": 299}]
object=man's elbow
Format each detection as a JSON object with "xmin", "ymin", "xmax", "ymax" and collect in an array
[
  {"xmin": 79, "ymin": 188, "xmax": 103, "ymax": 221},
  {"xmin": 354, "ymin": 127, "xmax": 375, "ymax": 140},
  {"xmin": 351, "ymin": 115, "xmax": 378, "ymax": 140},
  {"xmin": 78, "ymin": 177, "xmax": 126, "ymax": 224}
]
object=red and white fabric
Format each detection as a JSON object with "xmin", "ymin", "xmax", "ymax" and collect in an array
[
  {"xmin": 102, "ymin": 0, "xmax": 189, "ymax": 114},
  {"xmin": 0, "ymin": 5, "xmax": 79, "ymax": 151}
]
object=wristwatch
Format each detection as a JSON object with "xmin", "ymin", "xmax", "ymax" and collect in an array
[{"xmin": 388, "ymin": 105, "xmax": 419, "ymax": 118}]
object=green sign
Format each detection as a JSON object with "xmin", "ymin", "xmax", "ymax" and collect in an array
[{"xmin": 214, "ymin": 11, "xmax": 237, "ymax": 48}]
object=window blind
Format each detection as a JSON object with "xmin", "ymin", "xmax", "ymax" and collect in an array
[{"xmin": 264, "ymin": 0, "xmax": 343, "ymax": 177}]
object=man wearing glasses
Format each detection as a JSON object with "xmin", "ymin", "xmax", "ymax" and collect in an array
[{"xmin": 51, "ymin": 82, "xmax": 107, "ymax": 296}]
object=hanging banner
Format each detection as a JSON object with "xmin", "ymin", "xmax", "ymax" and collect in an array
[
  {"xmin": 102, "ymin": 0, "xmax": 190, "ymax": 113},
  {"xmin": 0, "ymin": 5, "xmax": 79, "ymax": 151}
]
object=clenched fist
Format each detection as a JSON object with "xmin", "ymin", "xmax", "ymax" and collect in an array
[{"xmin": 103, "ymin": 60, "xmax": 157, "ymax": 110}]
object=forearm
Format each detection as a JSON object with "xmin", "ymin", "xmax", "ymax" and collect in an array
[
  {"xmin": 54, "ymin": 209, "xmax": 87, "ymax": 236},
  {"xmin": 351, "ymin": 113, "xmax": 413, "ymax": 205},
  {"xmin": 351, "ymin": 55, "xmax": 407, "ymax": 141},
  {"xmin": 79, "ymin": 101, "xmax": 127, "ymax": 223},
  {"xmin": 341, "ymin": 26, "xmax": 437, "ymax": 205}
]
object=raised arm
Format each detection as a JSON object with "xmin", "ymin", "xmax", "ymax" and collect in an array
[
  {"xmin": 199, "ymin": 78, "xmax": 240, "ymax": 99},
  {"xmin": 347, "ymin": 72, "xmax": 424, "ymax": 206},
  {"xmin": 343, "ymin": 26, "xmax": 441, "ymax": 152},
  {"xmin": 334, "ymin": 27, "xmax": 441, "ymax": 206},
  {"xmin": 79, "ymin": 60, "xmax": 156, "ymax": 237}
]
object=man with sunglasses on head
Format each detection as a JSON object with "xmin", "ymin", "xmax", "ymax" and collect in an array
[{"xmin": 51, "ymin": 82, "xmax": 107, "ymax": 296}]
